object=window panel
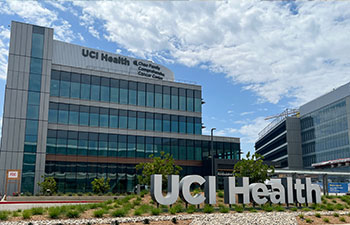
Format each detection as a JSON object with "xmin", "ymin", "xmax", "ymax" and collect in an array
[
  {"xmin": 128, "ymin": 111, "xmax": 137, "ymax": 130},
  {"xmin": 48, "ymin": 108, "xmax": 58, "ymax": 123},
  {"xmin": 110, "ymin": 79, "xmax": 119, "ymax": 103},
  {"xmin": 179, "ymin": 116, "xmax": 186, "ymax": 134},
  {"xmin": 26, "ymin": 105, "xmax": 39, "ymax": 119},
  {"xmin": 89, "ymin": 107, "xmax": 99, "ymax": 127},
  {"xmin": 118, "ymin": 135, "xmax": 127, "ymax": 157},
  {"xmin": 179, "ymin": 88, "xmax": 186, "ymax": 111},
  {"xmin": 127, "ymin": 136, "xmax": 136, "ymax": 158},
  {"xmin": 120, "ymin": 80, "xmax": 128, "ymax": 104},
  {"xmin": 119, "ymin": 110, "xmax": 127, "ymax": 129},
  {"xmin": 179, "ymin": 139, "xmax": 186, "ymax": 160},
  {"xmin": 137, "ymin": 112, "xmax": 145, "ymax": 130},
  {"xmin": 136, "ymin": 136, "xmax": 145, "ymax": 158},
  {"xmin": 194, "ymin": 90, "xmax": 202, "ymax": 113},
  {"xmin": 146, "ymin": 137, "xmax": 153, "ymax": 157},
  {"xmin": 186, "ymin": 89, "xmax": 194, "ymax": 112},
  {"xmin": 171, "ymin": 87, "xmax": 179, "ymax": 110},
  {"xmin": 146, "ymin": 84, "xmax": 154, "ymax": 107},
  {"xmin": 154, "ymin": 113, "xmax": 162, "ymax": 132},
  {"xmin": 30, "ymin": 58, "xmax": 42, "ymax": 74},
  {"xmin": 128, "ymin": 81, "xmax": 137, "ymax": 105},
  {"xmin": 99, "ymin": 108, "xmax": 109, "ymax": 127},
  {"xmin": 163, "ymin": 86, "xmax": 171, "ymax": 109},
  {"xmin": 50, "ymin": 79, "xmax": 59, "ymax": 96},
  {"xmin": 146, "ymin": 113, "xmax": 154, "ymax": 131},
  {"xmin": 28, "ymin": 74, "xmax": 41, "ymax": 92},
  {"xmin": 155, "ymin": 85, "xmax": 162, "ymax": 108},
  {"xmin": 171, "ymin": 115, "xmax": 178, "ymax": 133},
  {"xmin": 28, "ymin": 91, "xmax": 40, "ymax": 105},
  {"xmin": 31, "ymin": 33, "xmax": 44, "ymax": 58},
  {"xmin": 163, "ymin": 114, "xmax": 170, "ymax": 132},
  {"xmin": 109, "ymin": 109, "xmax": 118, "ymax": 128},
  {"xmin": 187, "ymin": 117, "xmax": 194, "ymax": 134},
  {"xmin": 58, "ymin": 104, "xmax": 68, "ymax": 124},
  {"xmin": 137, "ymin": 83, "xmax": 146, "ymax": 106}
]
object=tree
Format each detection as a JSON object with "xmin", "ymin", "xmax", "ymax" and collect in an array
[
  {"xmin": 38, "ymin": 177, "xmax": 57, "ymax": 195},
  {"xmin": 136, "ymin": 151, "xmax": 182, "ymax": 186},
  {"xmin": 233, "ymin": 152, "xmax": 275, "ymax": 183},
  {"xmin": 91, "ymin": 177, "xmax": 111, "ymax": 194}
]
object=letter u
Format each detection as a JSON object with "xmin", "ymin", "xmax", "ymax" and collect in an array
[
  {"xmin": 82, "ymin": 49, "xmax": 89, "ymax": 57},
  {"xmin": 151, "ymin": 174, "xmax": 179, "ymax": 205}
]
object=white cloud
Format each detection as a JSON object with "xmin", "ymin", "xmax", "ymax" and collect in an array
[
  {"xmin": 240, "ymin": 111, "xmax": 254, "ymax": 116},
  {"xmin": 88, "ymin": 26, "xmax": 100, "ymax": 39},
  {"xmin": 0, "ymin": 26, "xmax": 10, "ymax": 79},
  {"xmin": 72, "ymin": 1, "xmax": 350, "ymax": 106}
]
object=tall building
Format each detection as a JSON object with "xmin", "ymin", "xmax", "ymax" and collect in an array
[
  {"xmin": 0, "ymin": 21, "xmax": 240, "ymax": 195},
  {"xmin": 255, "ymin": 82, "xmax": 350, "ymax": 171}
]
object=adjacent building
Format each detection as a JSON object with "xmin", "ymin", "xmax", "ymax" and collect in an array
[
  {"xmin": 255, "ymin": 82, "xmax": 350, "ymax": 172},
  {"xmin": 0, "ymin": 21, "xmax": 240, "ymax": 195}
]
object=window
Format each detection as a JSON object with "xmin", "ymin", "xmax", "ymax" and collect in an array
[
  {"xmin": 154, "ymin": 138, "xmax": 162, "ymax": 157},
  {"xmin": 186, "ymin": 89, "xmax": 194, "ymax": 112},
  {"xmin": 48, "ymin": 103, "xmax": 58, "ymax": 123},
  {"xmin": 128, "ymin": 111, "xmax": 137, "ymax": 130},
  {"xmin": 80, "ymin": 75, "xmax": 91, "ymax": 100},
  {"xmin": 146, "ymin": 84, "xmax": 154, "ymax": 107},
  {"xmin": 136, "ymin": 136, "xmax": 145, "ymax": 158},
  {"xmin": 99, "ymin": 108, "xmax": 109, "ymax": 127},
  {"xmin": 50, "ymin": 79, "xmax": 59, "ymax": 96},
  {"xmin": 25, "ymin": 120, "xmax": 38, "ymax": 135},
  {"xmin": 146, "ymin": 113, "xmax": 153, "ymax": 131},
  {"xmin": 194, "ymin": 90, "xmax": 201, "ymax": 113},
  {"xmin": 163, "ymin": 86, "xmax": 171, "ymax": 109},
  {"xmin": 195, "ymin": 141, "xmax": 202, "ymax": 160},
  {"xmin": 70, "ymin": 73, "xmax": 81, "ymax": 98},
  {"xmin": 110, "ymin": 79, "xmax": 119, "ymax": 103},
  {"xmin": 179, "ymin": 139, "xmax": 186, "ymax": 160},
  {"xmin": 163, "ymin": 114, "xmax": 170, "ymax": 132},
  {"xmin": 128, "ymin": 81, "xmax": 137, "ymax": 105},
  {"xmin": 91, "ymin": 76, "xmax": 100, "ymax": 101},
  {"xmin": 27, "ymin": 105, "xmax": 39, "ymax": 119},
  {"xmin": 109, "ymin": 109, "xmax": 118, "ymax": 128},
  {"xmin": 187, "ymin": 140, "xmax": 194, "ymax": 160},
  {"xmin": 68, "ymin": 105, "xmax": 79, "ymax": 125},
  {"xmin": 60, "ymin": 72, "xmax": 70, "ymax": 97},
  {"xmin": 179, "ymin": 88, "xmax": 186, "ymax": 111},
  {"xmin": 171, "ymin": 115, "xmax": 178, "ymax": 133},
  {"xmin": 89, "ymin": 107, "xmax": 99, "ymax": 127},
  {"xmin": 88, "ymin": 133, "xmax": 98, "ymax": 156},
  {"xmin": 58, "ymin": 104, "xmax": 68, "ymax": 124},
  {"xmin": 155, "ymin": 85, "xmax": 162, "ymax": 108},
  {"xmin": 179, "ymin": 116, "xmax": 186, "ymax": 134},
  {"xmin": 79, "ymin": 106, "xmax": 89, "ymax": 126},
  {"xmin": 101, "ymin": 78, "xmax": 110, "ymax": 102},
  {"xmin": 127, "ymin": 136, "xmax": 136, "ymax": 158},
  {"xmin": 31, "ymin": 33, "xmax": 44, "ymax": 58},
  {"xmin": 195, "ymin": 117, "xmax": 202, "ymax": 135},
  {"xmin": 120, "ymin": 80, "xmax": 128, "ymax": 104},
  {"xmin": 187, "ymin": 117, "xmax": 194, "ymax": 134},
  {"xmin": 137, "ymin": 112, "xmax": 145, "ymax": 130},
  {"xmin": 108, "ymin": 134, "xmax": 118, "ymax": 157},
  {"xmin": 154, "ymin": 113, "xmax": 162, "ymax": 132},
  {"xmin": 146, "ymin": 137, "xmax": 153, "ymax": 157},
  {"xmin": 171, "ymin": 139, "xmax": 179, "ymax": 160},
  {"xmin": 119, "ymin": 110, "xmax": 127, "ymax": 129},
  {"xmin": 30, "ymin": 58, "xmax": 43, "ymax": 74},
  {"xmin": 137, "ymin": 83, "xmax": 146, "ymax": 106},
  {"xmin": 118, "ymin": 135, "xmax": 127, "ymax": 157},
  {"xmin": 28, "ymin": 74, "xmax": 41, "ymax": 92},
  {"xmin": 171, "ymin": 87, "xmax": 179, "ymax": 110},
  {"xmin": 99, "ymin": 134, "xmax": 108, "ymax": 157}
]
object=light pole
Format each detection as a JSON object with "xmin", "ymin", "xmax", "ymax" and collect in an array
[{"xmin": 210, "ymin": 128, "xmax": 216, "ymax": 176}]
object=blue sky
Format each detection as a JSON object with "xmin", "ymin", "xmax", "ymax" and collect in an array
[{"xmin": 0, "ymin": 1, "xmax": 350, "ymax": 155}]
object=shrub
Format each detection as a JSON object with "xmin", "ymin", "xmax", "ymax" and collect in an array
[
  {"xmin": 0, "ymin": 211, "xmax": 8, "ymax": 221},
  {"xmin": 112, "ymin": 209, "xmax": 127, "ymax": 217},
  {"xmin": 138, "ymin": 204, "xmax": 152, "ymax": 214},
  {"xmin": 305, "ymin": 218, "xmax": 313, "ymax": 223},
  {"xmin": 12, "ymin": 211, "xmax": 20, "ymax": 217},
  {"xmin": 38, "ymin": 177, "xmax": 57, "ymax": 195},
  {"xmin": 186, "ymin": 205, "xmax": 196, "ymax": 214},
  {"xmin": 203, "ymin": 205, "xmax": 214, "ymax": 214},
  {"xmin": 93, "ymin": 209, "xmax": 105, "ymax": 218},
  {"xmin": 133, "ymin": 199, "xmax": 141, "ymax": 206},
  {"xmin": 334, "ymin": 213, "xmax": 339, "ymax": 217},
  {"xmin": 326, "ymin": 204, "xmax": 334, "ymax": 211},
  {"xmin": 332, "ymin": 199, "xmax": 337, "ymax": 203},
  {"xmin": 302, "ymin": 207, "xmax": 311, "ymax": 212},
  {"xmin": 134, "ymin": 208, "xmax": 142, "ymax": 216},
  {"xmin": 31, "ymin": 207, "xmax": 44, "ymax": 215},
  {"xmin": 217, "ymin": 191, "xmax": 224, "ymax": 198},
  {"xmin": 262, "ymin": 205, "xmax": 273, "ymax": 212},
  {"xmin": 48, "ymin": 207, "xmax": 61, "ymax": 219},
  {"xmin": 91, "ymin": 177, "xmax": 111, "ymax": 194},
  {"xmin": 315, "ymin": 213, "xmax": 321, "ymax": 218},
  {"xmin": 22, "ymin": 210, "xmax": 32, "ymax": 219},
  {"xmin": 234, "ymin": 205, "xmax": 244, "ymax": 213},
  {"xmin": 298, "ymin": 214, "xmax": 304, "ymax": 219},
  {"xmin": 249, "ymin": 208, "xmax": 257, "ymax": 213},
  {"xmin": 171, "ymin": 217, "xmax": 177, "ymax": 224},
  {"xmin": 340, "ymin": 217, "xmax": 346, "ymax": 222},
  {"xmin": 290, "ymin": 207, "xmax": 298, "ymax": 211},
  {"xmin": 66, "ymin": 210, "xmax": 80, "ymax": 218},
  {"xmin": 169, "ymin": 207, "xmax": 178, "ymax": 214},
  {"xmin": 274, "ymin": 205, "xmax": 285, "ymax": 212},
  {"xmin": 336, "ymin": 203, "xmax": 345, "ymax": 210},
  {"xmin": 219, "ymin": 205, "xmax": 229, "ymax": 213},
  {"xmin": 323, "ymin": 218, "xmax": 330, "ymax": 223},
  {"xmin": 151, "ymin": 207, "xmax": 162, "ymax": 215}
]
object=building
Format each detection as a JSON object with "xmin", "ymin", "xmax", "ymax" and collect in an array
[
  {"xmin": 255, "ymin": 82, "xmax": 350, "ymax": 171},
  {"xmin": 0, "ymin": 21, "xmax": 240, "ymax": 195}
]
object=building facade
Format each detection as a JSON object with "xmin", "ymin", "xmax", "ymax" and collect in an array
[
  {"xmin": 0, "ymin": 21, "xmax": 240, "ymax": 195},
  {"xmin": 255, "ymin": 83, "xmax": 350, "ymax": 172}
]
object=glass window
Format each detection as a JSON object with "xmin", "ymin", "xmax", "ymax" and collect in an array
[
  {"xmin": 88, "ymin": 133, "xmax": 98, "ymax": 156},
  {"xmin": 58, "ymin": 104, "xmax": 69, "ymax": 124},
  {"xmin": 81, "ymin": 75, "xmax": 91, "ymax": 100},
  {"xmin": 89, "ymin": 107, "xmax": 99, "ymax": 127},
  {"xmin": 154, "ymin": 137, "xmax": 162, "ymax": 157},
  {"xmin": 99, "ymin": 108, "xmax": 109, "ymax": 127},
  {"xmin": 50, "ymin": 79, "xmax": 59, "ymax": 96},
  {"xmin": 187, "ymin": 140, "xmax": 194, "ymax": 160},
  {"xmin": 146, "ymin": 113, "xmax": 154, "ymax": 131},
  {"xmin": 109, "ymin": 109, "xmax": 118, "ymax": 128},
  {"xmin": 128, "ymin": 81, "xmax": 137, "ymax": 105},
  {"xmin": 79, "ymin": 106, "xmax": 89, "ymax": 126},
  {"xmin": 67, "ymin": 138, "xmax": 78, "ymax": 156},
  {"xmin": 120, "ymin": 80, "xmax": 128, "ymax": 104},
  {"xmin": 163, "ymin": 86, "xmax": 171, "ymax": 109},
  {"xmin": 146, "ymin": 84, "xmax": 154, "ymax": 107},
  {"xmin": 110, "ymin": 79, "xmax": 119, "ymax": 103},
  {"xmin": 60, "ymin": 72, "xmax": 70, "ymax": 97},
  {"xmin": 118, "ymin": 135, "xmax": 127, "ymax": 157},
  {"xmin": 128, "ymin": 111, "xmax": 137, "ymax": 130},
  {"xmin": 46, "ymin": 136, "xmax": 56, "ymax": 154},
  {"xmin": 195, "ymin": 141, "xmax": 202, "ymax": 160},
  {"xmin": 171, "ymin": 115, "xmax": 178, "ymax": 133},
  {"xmin": 155, "ymin": 85, "xmax": 162, "ymax": 108},
  {"xmin": 179, "ymin": 116, "xmax": 186, "ymax": 134},
  {"xmin": 78, "ymin": 132, "xmax": 88, "ymax": 156},
  {"xmin": 137, "ymin": 83, "xmax": 146, "ymax": 106},
  {"xmin": 31, "ymin": 33, "xmax": 44, "ymax": 58},
  {"xmin": 25, "ymin": 120, "xmax": 38, "ymax": 135},
  {"xmin": 70, "ymin": 73, "xmax": 81, "ymax": 99},
  {"xmin": 171, "ymin": 139, "xmax": 179, "ymax": 160},
  {"xmin": 108, "ymin": 134, "xmax": 118, "ymax": 157},
  {"xmin": 163, "ymin": 138, "xmax": 171, "ymax": 155},
  {"xmin": 171, "ymin": 87, "xmax": 179, "ymax": 110},
  {"xmin": 179, "ymin": 88, "xmax": 186, "ymax": 111},
  {"xmin": 127, "ymin": 136, "xmax": 136, "ymax": 158},
  {"xmin": 163, "ymin": 114, "xmax": 170, "ymax": 132},
  {"xmin": 186, "ymin": 89, "xmax": 194, "ymax": 112},
  {"xmin": 28, "ymin": 74, "xmax": 41, "ymax": 92},
  {"xmin": 146, "ymin": 137, "xmax": 153, "ymax": 157},
  {"xmin": 119, "ymin": 110, "xmax": 127, "ymax": 129},
  {"xmin": 137, "ymin": 112, "xmax": 145, "ymax": 130},
  {"xmin": 101, "ymin": 77, "xmax": 110, "ymax": 102},
  {"xmin": 179, "ymin": 139, "xmax": 186, "ymax": 160},
  {"xmin": 28, "ymin": 92, "xmax": 40, "ymax": 106},
  {"xmin": 187, "ymin": 117, "xmax": 194, "ymax": 134},
  {"xmin": 48, "ymin": 106, "xmax": 58, "ymax": 123},
  {"xmin": 27, "ymin": 105, "xmax": 39, "ymax": 119},
  {"xmin": 30, "ymin": 58, "xmax": 42, "ymax": 74},
  {"xmin": 91, "ymin": 76, "xmax": 100, "ymax": 101},
  {"xmin": 99, "ymin": 134, "xmax": 108, "ymax": 157},
  {"xmin": 154, "ymin": 113, "xmax": 162, "ymax": 132},
  {"xmin": 68, "ymin": 105, "xmax": 79, "ymax": 125},
  {"xmin": 194, "ymin": 90, "xmax": 201, "ymax": 113},
  {"xmin": 194, "ymin": 117, "xmax": 202, "ymax": 135},
  {"xmin": 136, "ymin": 136, "xmax": 145, "ymax": 158}
]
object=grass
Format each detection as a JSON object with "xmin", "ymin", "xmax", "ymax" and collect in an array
[
  {"xmin": 290, "ymin": 207, "xmax": 298, "ymax": 211},
  {"xmin": 340, "ymin": 217, "xmax": 346, "ymax": 222},
  {"xmin": 305, "ymin": 218, "xmax": 313, "ymax": 223},
  {"xmin": 298, "ymin": 214, "xmax": 304, "ymax": 219},
  {"xmin": 234, "ymin": 205, "xmax": 244, "ymax": 213},
  {"xmin": 262, "ymin": 204, "xmax": 273, "ymax": 212},
  {"xmin": 186, "ymin": 205, "xmax": 196, "ymax": 214},
  {"xmin": 302, "ymin": 207, "xmax": 311, "ymax": 212},
  {"xmin": 217, "ymin": 191, "xmax": 224, "ymax": 198},
  {"xmin": 219, "ymin": 205, "xmax": 230, "ymax": 213},
  {"xmin": 315, "ymin": 213, "xmax": 321, "ymax": 218},
  {"xmin": 203, "ymin": 204, "xmax": 214, "ymax": 214},
  {"xmin": 151, "ymin": 207, "xmax": 162, "ymax": 216},
  {"xmin": 66, "ymin": 210, "xmax": 80, "ymax": 218},
  {"xmin": 22, "ymin": 210, "xmax": 32, "ymax": 219},
  {"xmin": 12, "ymin": 211, "xmax": 20, "ymax": 217},
  {"xmin": 336, "ymin": 203, "xmax": 345, "ymax": 210},
  {"xmin": 169, "ymin": 204, "xmax": 184, "ymax": 214},
  {"xmin": 48, "ymin": 207, "xmax": 61, "ymax": 219},
  {"xmin": 274, "ymin": 205, "xmax": 285, "ymax": 212},
  {"xmin": 0, "ymin": 211, "xmax": 8, "ymax": 221},
  {"xmin": 112, "ymin": 209, "xmax": 127, "ymax": 217},
  {"xmin": 31, "ymin": 207, "xmax": 44, "ymax": 215},
  {"xmin": 323, "ymin": 218, "xmax": 330, "ymax": 223},
  {"xmin": 93, "ymin": 209, "xmax": 106, "ymax": 218}
]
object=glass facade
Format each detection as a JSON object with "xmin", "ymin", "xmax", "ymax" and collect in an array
[
  {"xmin": 301, "ymin": 99, "xmax": 350, "ymax": 168},
  {"xmin": 21, "ymin": 26, "xmax": 45, "ymax": 193},
  {"xmin": 50, "ymin": 70, "xmax": 202, "ymax": 113}
]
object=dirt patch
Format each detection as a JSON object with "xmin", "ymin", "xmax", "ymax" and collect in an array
[
  {"xmin": 297, "ymin": 214, "xmax": 350, "ymax": 225},
  {"xmin": 101, "ymin": 220, "xmax": 192, "ymax": 225}
]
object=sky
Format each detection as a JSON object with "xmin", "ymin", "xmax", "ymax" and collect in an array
[{"xmin": 0, "ymin": 0, "xmax": 349, "ymax": 156}]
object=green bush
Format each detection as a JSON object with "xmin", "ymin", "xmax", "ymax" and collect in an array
[
  {"xmin": 12, "ymin": 211, "xmax": 20, "ymax": 217},
  {"xmin": 340, "ymin": 217, "xmax": 346, "ymax": 222},
  {"xmin": 170, "ymin": 204, "xmax": 184, "ymax": 214},
  {"xmin": 333, "ymin": 212, "xmax": 339, "ymax": 217},
  {"xmin": 138, "ymin": 204, "xmax": 152, "ymax": 214},
  {"xmin": 0, "ymin": 211, "xmax": 8, "ymax": 221},
  {"xmin": 38, "ymin": 176, "xmax": 57, "ymax": 195},
  {"xmin": 186, "ymin": 205, "xmax": 196, "ymax": 214},
  {"xmin": 315, "ymin": 213, "xmax": 321, "ymax": 218},
  {"xmin": 66, "ymin": 210, "xmax": 80, "ymax": 218},
  {"xmin": 302, "ymin": 207, "xmax": 311, "ymax": 211},
  {"xmin": 217, "ymin": 191, "xmax": 224, "ymax": 198},
  {"xmin": 336, "ymin": 203, "xmax": 345, "ymax": 210},
  {"xmin": 133, "ymin": 199, "xmax": 141, "ymax": 206},
  {"xmin": 262, "ymin": 204, "xmax": 273, "ymax": 212},
  {"xmin": 326, "ymin": 204, "xmax": 334, "ymax": 211},
  {"xmin": 134, "ymin": 208, "xmax": 143, "ymax": 216},
  {"xmin": 93, "ymin": 209, "xmax": 106, "ymax": 218},
  {"xmin": 22, "ymin": 210, "xmax": 32, "ymax": 219},
  {"xmin": 48, "ymin": 207, "xmax": 61, "ymax": 219},
  {"xmin": 151, "ymin": 207, "xmax": 162, "ymax": 215},
  {"xmin": 219, "ymin": 205, "xmax": 229, "ymax": 213},
  {"xmin": 274, "ymin": 205, "xmax": 285, "ymax": 212},
  {"xmin": 91, "ymin": 177, "xmax": 111, "ymax": 194},
  {"xmin": 249, "ymin": 208, "xmax": 257, "ymax": 213},
  {"xmin": 298, "ymin": 214, "xmax": 304, "ymax": 219},
  {"xmin": 112, "ymin": 209, "xmax": 127, "ymax": 217},
  {"xmin": 31, "ymin": 207, "xmax": 44, "ymax": 215},
  {"xmin": 305, "ymin": 218, "xmax": 313, "ymax": 223},
  {"xmin": 323, "ymin": 218, "xmax": 330, "ymax": 223},
  {"xmin": 203, "ymin": 204, "xmax": 214, "ymax": 213},
  {"xmin": 332, "ymin": 199, "xmax": 337, "ymax": 203},
  {"xmin": 234, "ymin": 205, "xmax": 244, "ymax": 213},
  {"xmin": 290, "ymin": 207, "xmax": 298, "ymax": 211}
]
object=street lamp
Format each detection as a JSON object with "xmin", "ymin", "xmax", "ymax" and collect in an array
[{"xmin": 210, "ymin": 128, "xmax": 216, "ymax": 176}]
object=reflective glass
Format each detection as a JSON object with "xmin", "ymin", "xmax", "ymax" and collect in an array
[
  {"xmin": 31, "ymin": 33, "xmax": 44, "ymax": 58},
  {"xmin": 60, "ymin": 80, "xmax": 70, "ymax": 97},
  {"xmin": 78, "ymin": 139, "xmax": 88, "ymax": 156},
  {"xmin": 58, "ymin": 109, "xmax": 68, "ymax": 124},
  {"xmin": 155, "ymin": 85, "xmax": 162, "ymax": 108},
  {"xmin": 79, "ymin": 112, "xmax": 89, "ymax": 126},
  {"xmin": 163, "ymin": 86, "xmax": 170, "ymax": 109},
  {"xmin": 50, "ymin": 79, "xmax": 59, "ymax": 96},
  {"xmin": 67, "ymin": 139, "xmax": 77, "ymax": 155},
  {"xmin": 28, "ymin": 74, "xmax": 41, "ymax": 92},
  {"xmin": 89, "ymin": 112, "xmax": 99, "ymax": 127},
  {"xmin": 70, "ymin": 82, "xmax": 80, "ymax": 98},
  {"xmin": 187, "ymin": 117, "xmax": 194, "ymax": 134},
  {"xmin": 57, "ymin": 138, "xmax": 67, "ymax": 154},
  {"xmin": 171, "ymin": 139, "xmax": 179, "ymax": 160},
  {"xmin": 28, "ymin": 91, "xmax": 40, "ymax": 105},
  {"xmin": 154, "ymin": 114, "xmax": 162, "ymax": 132},
  {"xmin": 91, "ymin": 85, "xmax": 100, "ymax": 101},
  {"xmin": 120, "ymin": 80, "xmax": 128, "ymax": 104},
  {"xmin": 146, "ymin": 137, "xmax": 153, "ymax": 157},
  {"xmin": 30, "ymin": 58, "xmax": 42, "ymax": 74},
  {"xmin": 26, "ymin": 105, "xmax": 39, "ymax": 119},
  {"xmin": 146, "ymin": 113, "xmax": 154, "ymax": 131},
  {"xmin": 127, "ymin": 136, "xmax": 136, "ymax": 158},
  {"xmin": 137, "ymin": 112, "xmax": 145, "ymax": 130},
  {"xmin": 101, "ymin": 86, "xmax": 110, "ymax": 102},
  {"xmin": 108, "ymin": 138, "xmax": 117, "ymax": 157},
  {"xmin": 129, "ymin": 82, "xmax": 137, "ymax": 105},
  {"xmin": 195, "ymin": 117, "xmax": 202, "ymax": 135},
  {"xmin": 128, "ymin": 111, "xmax": 137, "ymax": 130},
  {"xmin": 88, "ymin": 140, "xmax": 98, "ymax": 156},
  {"xmin": 146, "ymin": 84, "xmax": 154, "ymax": 107},
  {"xmin": 48, "ymin": 109, "xmax": 58, "ymax": 123},
  {"xmin": 119, "ymin": 110, "xmax": 127, "ymax": 129},
  {"xmin": 179, "ymin": 116, "xmax": 186, "ymax": 134},
  {"xmin": 171, "ymin": 115, "xmax": 178, "ymax": 133},
  {"xmin": 110, "ymin": 109, "xmax": 118, "ymax": 128},
  {"xmin": 179, "ymin": 140, "xmax": 186, "ymax": 160},
  {"xmin": 81, "ymin": 84, "xmax": 90, "ymax": 100},
  {"xmin": 186, "ymin": 90, "xmax": 194, "ymax": 112},
  {"xmin": 187, "ymin": 140, "xmax": 194, "ymax": 160},
  {"xmin": 163, "ymin": 115, "xmax": 170, "ymax": 132},
  {"xmin": 99, "ymin": 138, "xmax": 108, "ymax": 157},
  {"xmin": 69, "ymin": 111, "xmax": 79, "ymax": 125},
  {"xmin": 118, "ymin": 135, "xmax": 127, "ymax": 157},
  {"xmin": 179, "ymin": 88, "xmax": 186, "ymax": 111}
]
